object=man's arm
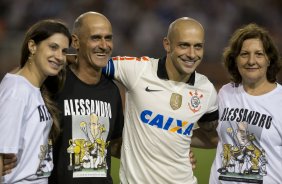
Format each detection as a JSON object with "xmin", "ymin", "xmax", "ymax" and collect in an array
[
  {"xmin": 191, "ymin": 120, "xmax": 218, "ymax": 148},
  {"xmin": 111, "ymin": 137, "xmax": 122, "ymax": 159},
  {"xmin": 1, "ymin": 154, "xmax": 17, "ymax": 176}
]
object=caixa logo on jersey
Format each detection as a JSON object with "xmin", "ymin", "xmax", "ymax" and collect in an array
[{"xmin": 140, "ymin": 110, "xmax": 194, "ymax": 136}]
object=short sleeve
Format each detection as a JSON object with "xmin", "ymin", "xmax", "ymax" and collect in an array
[
  {"xmin": 103, "ymin": 56, "xmax": 151, "ymax": 90},
  {"xmin": 0, "ymin": 95, "xmax": 26, "ymax": 153}
]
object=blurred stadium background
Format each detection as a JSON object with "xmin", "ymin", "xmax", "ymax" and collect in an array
[{"xmin": 0, "ymin": 0, "xmax": 281, "ymax": 183}]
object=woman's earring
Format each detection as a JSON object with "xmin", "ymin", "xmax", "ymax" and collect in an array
[{"xmin": 28, "ymin": 52, "xmax": 34, "ymax": 65}]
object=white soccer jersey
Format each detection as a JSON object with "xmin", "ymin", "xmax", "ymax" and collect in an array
[
  {"xmin": 0, "ymin": 74, "xmax": 53, "ymax": 184},
  {"xmin": 209, "ymin": 83, "xmax": 282, "ymax": 184},
  {"xmin": 104, "ymin": 56, "xmax": 218, "ymax": 184}
]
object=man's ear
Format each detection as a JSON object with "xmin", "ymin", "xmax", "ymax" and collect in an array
[
  {"xmin": 163, "ymin": 37, "xmax": 171, "ymax": 53},
  {"xmin": 71, "ymin": 34, "xmax": 79, "ymax": 49}
]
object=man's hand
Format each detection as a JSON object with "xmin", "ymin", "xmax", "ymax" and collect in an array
[
  {"xmin": 2, "ymin": 154, "xmax": 17, "ymax": 176},
  {"xmin": 189, "ymin": 150, "xmax": 197, "ymax": 170},
  {"xmin": 191, "ymin": 120, "xmax": 219, "ymax": 148}
]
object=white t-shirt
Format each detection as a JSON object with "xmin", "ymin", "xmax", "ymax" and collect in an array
[
  {"xmin": 209, "ymin": 83, "xmax": 282, "ymax": 184},
  {"xmin": 104, "ymin": 56, "xmax": 218, "ymax": 184},
  {"xmin": 0, "ymin": 73, "xmax": 53, "ymax": 184}
]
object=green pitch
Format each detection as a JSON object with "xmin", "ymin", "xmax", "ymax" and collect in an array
[{"xmin": 111, "ymin": 148, "xmax": 216, "ymax": 184}]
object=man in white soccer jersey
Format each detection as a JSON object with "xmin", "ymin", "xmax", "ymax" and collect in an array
[{"xmin": 103, "ymin": 17, "xmax": 219, "ymax": 183}]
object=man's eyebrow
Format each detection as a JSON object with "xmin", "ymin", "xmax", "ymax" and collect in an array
[
  {"xmin": 105, "ymin": 35, "xmax": 113, "ymax": 38},
  {"xmin": 178, "ymin": 41, "xmax": 204, "ymax": 45},
  {"xmin": 90, "ymin": 34, "xmax": 113, "ymax": 38},
  {"xmin": 90, "ymin": 35, "xmax": 102, "ymax": 38},
  {"xmin": 178, "ymin": 42, "xmax": 190, "ymax": 45}
]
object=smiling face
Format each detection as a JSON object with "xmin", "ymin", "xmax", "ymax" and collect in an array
[
  {"xmin": 236, "ymin": 38, "xmax": 269, "ymax": 86},
  {"xmin": 164, "ymin": 18, "xmax": 204, "ymax": 82},
  {"xmin": 73, "ymin": 13, "xmax": 113, "ymax": 70},
  {"xmin": 30, "ymin": 33, "xmax": 69, "ymax": 77}
]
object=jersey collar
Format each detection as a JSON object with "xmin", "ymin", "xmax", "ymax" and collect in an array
[{"xmin": 157, "ymin": 56, "xmax": 195, "ymax": 86}]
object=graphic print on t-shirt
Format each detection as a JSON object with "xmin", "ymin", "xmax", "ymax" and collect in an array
[
  {"xmin": 218, "ymin": 108, "xmax": 270, "ymax": 183},
  {"xmin": 36, "ymin": 139, "xmax": 54, "ymax": 177},
  {"xmin": 36, "ymin": 104, "xmax": 53, "ymax": 178},
  {"xmin": 67, "ymin": 113, "xmax": 110, "ymax": 178}
]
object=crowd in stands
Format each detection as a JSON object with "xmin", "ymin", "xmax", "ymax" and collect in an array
[{"xmin": 1, "ymin": 0, "xmax": 281, "ymax": 87}]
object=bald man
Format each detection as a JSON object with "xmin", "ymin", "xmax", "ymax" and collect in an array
[
  {"xmin": 49, "ymin": 12, "xmax": 124, "ymax": 184},
  {"xmin": 103, "ymin": 17, "xmax": 219, "ymax": 183}
]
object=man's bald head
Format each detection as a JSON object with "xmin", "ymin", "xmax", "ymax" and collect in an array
[
  {"xmin": 70, "ymin": 11, "xmax": 113, "ymax": 69},
  {"xmin": 72, "ymin": 11, "xmax": 112, "ymax": 36},
  {"xmin": 167, "ymin": 17, "xmax": 204, "ymax": 42},
  {"xmin": 163, "ymin": 17, "xmax": 205, "ymax": 82}
]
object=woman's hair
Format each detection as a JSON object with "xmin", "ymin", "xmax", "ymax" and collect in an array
[
  {"xmin": 223, "ymin": 23, "xmax": 282, "ymax": 84},
  {"xmin": 20, "ymin": 19, "xmax": 72, "ymax": 141}
]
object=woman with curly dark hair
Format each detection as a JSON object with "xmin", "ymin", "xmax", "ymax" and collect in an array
[{"xmin": 210, "ymin": 23, "xmax": 282, "ymax": 184}]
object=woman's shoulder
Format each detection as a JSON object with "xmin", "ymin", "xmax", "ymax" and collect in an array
[
  {"xmin": 0, "ymin": 73, "xmax": 38, "ymax": 99},
  {"xmin": 218, "ymin": 82, "xmax": 240, "ymax": 94}
]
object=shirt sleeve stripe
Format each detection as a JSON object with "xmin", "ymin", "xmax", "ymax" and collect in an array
[{"xmin": 102, "ymin": 58, "xmax": 115, "ymax": 79}]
